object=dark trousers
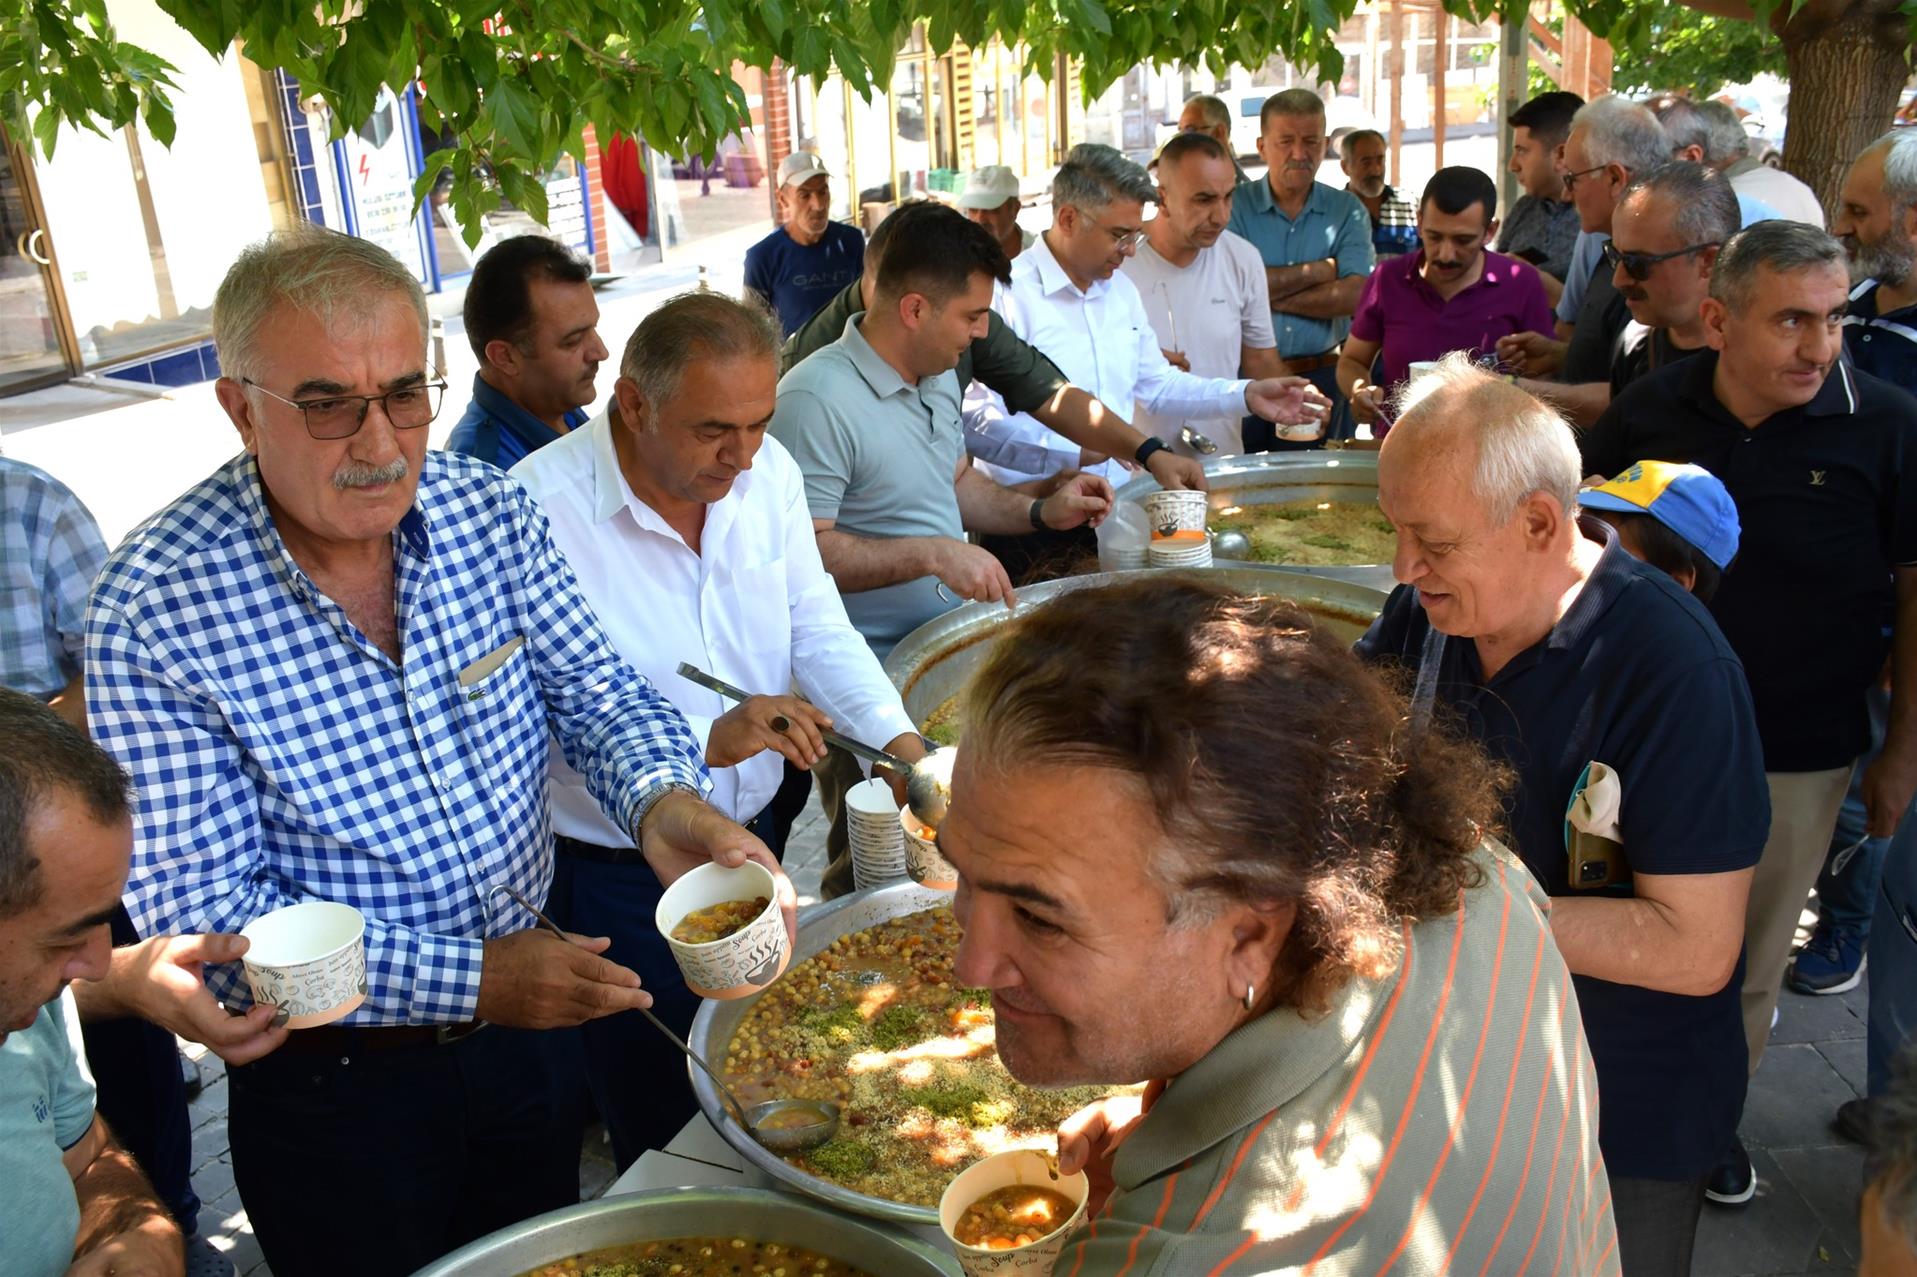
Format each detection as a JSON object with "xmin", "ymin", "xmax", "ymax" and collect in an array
[
  {"xmin": 1610, "ymin": 1175, "xmax": 1707, "ymax": 1277},
  {"xmin": 82, "ymin": 905, "xmax": 199, "ymax": 1235},
  {"xmin": 226, "ymin": 1024, "xmax": 581, "ymax": 1277},
  {"xmin": 546, "ymin": 842, "xmax": 704, "ymax": 1171},
  {"xmin": 978, "ymin": 526, "xmax": 1099, "ymax": 586},
  {"xmin": 814, "ymin": 745, "xmax": 868, "ymax": 900},
  {"xmin": 763, "ymin": 761, "xmax": 814, "ymax": 861}
]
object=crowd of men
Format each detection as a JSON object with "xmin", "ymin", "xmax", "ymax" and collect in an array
[{"xmin": 5, "ymin": 76, "xmax": 1917, "ymax": 1277}]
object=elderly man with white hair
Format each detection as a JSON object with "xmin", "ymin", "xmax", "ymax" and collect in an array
[
  {"xmin": 1690, "ymin": 98, "xmax": 1825, "ymax": 228},
  {"xmin": 1498, "ymin": 96, "xmax": 1671, "ymax": 425},
  {"xmin": 1357, "ymin": 356, "xmax": 1768, "ymax": 1277},
  {"xmin": 84, "ymin": 225, "xmax": 788, "ymax": 1275}
]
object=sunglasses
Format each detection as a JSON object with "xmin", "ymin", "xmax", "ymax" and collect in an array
[{"xmin": 1600, "ymin": 239, "xmax": 1721, "ymax": 281}]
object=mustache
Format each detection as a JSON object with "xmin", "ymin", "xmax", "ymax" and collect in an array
[{"xmin": 333, "ymin": 457, "xmax": 410, "ymax": 490}]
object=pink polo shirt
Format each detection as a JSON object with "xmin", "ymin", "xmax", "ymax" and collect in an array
[{"xmin": 1350, "ymin": 248, "xmax": 1557, "ymax": 389}]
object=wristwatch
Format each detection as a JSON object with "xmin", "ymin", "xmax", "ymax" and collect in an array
[
  {"xmin": 1029, "ymin": 498, "xmax": 1046, "ymax": 530},
  {"xmin": 1134, "ymin": 436, "xmax": 1170, "ymax": 467}
]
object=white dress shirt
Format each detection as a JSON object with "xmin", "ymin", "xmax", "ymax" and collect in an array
[
  {"xmin": 513, "ymin": 411, "xmax": 916, "ymax": 843},
  {"xmin": 965, "ymin": 231, "xmax": 1251, "ymax": 487}
]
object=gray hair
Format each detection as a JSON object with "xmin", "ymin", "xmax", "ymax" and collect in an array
[
  {"xmin": 1647, "ymin": 96, "xmax": 1711, "ymax": 162},
  {"xmin": 620, "ymin": 290, "xmax": 780, "ymax": 415},
  {"xmin": 1695, "ymin": 100, "xmax": 1752, "ymax": 166},
  {"xmin": 1571, "ymin": 96, "xmax": 1673, "ymax": 179},
  {"xmin": 213, "ymin": 224, "xmax": 429, "ymax": 384},
  {"xmin": 1260, "ymin": 88, "xmax": 1326, "ymax": 132},
  {"xmin": 1182, "ymin": 94, "xmax": 1230, "ymax": 131},
  {"xmin": 1710, "ymin": 218, "xmax": 1848, "ymax": 312},
  {"xmin": 1052, "ymin": 143, "xmax": 1156, "ymax": 215},
  {"xmin": 0, "ymin": 688, "xmax": 132, "ymax": 918},
  {"xmin": 1868, "ymin": 1045, "xmax": 1917, "ymax": 1256},
  {"xmin": 1621, "ymin": 161, "xmax": 1743, "ymax": 248},
  {"xmin": 1870, "ymin": 128, "xmax": 1917, "ymax": 217},
  {"xmin": 1391, "ymin": 353, "xmax": 1581, "ymax": 520}
]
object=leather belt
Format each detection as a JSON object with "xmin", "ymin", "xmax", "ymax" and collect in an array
[
  {"xmin": 1284, "ymin": 349, "xmax": 1342, "ymax": 374},
  {"xmin": 278, "ymin": 1020, "xmax": 488, "ymax": 1055}
]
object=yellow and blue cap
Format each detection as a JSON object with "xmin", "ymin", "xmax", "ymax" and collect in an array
[{"xmin": 1581, "ymin": 460, "xmax": 1739, "ymax": 570}]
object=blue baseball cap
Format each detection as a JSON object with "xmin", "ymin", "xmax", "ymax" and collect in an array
[{"xmin": 1580, "ymin": 460, "xmax": 1740, "ymax": 570}]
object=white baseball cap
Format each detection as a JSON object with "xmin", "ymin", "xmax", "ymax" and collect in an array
[
  {"xmin": 778, "ymin": 152, "xmax": 832, "ymax": 187},
  {"xmin": 958, "ymin": 165, "xmax": 1022, "ymax": 210}
]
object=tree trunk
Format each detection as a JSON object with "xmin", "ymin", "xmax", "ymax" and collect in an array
[{"xmin": 1779, "ymin": 1, "xmax": 1911, "ymax": 217}]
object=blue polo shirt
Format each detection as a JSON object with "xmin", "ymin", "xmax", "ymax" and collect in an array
[
  {"xmin": 442, "ymin": 374, "xmax": 589, "ymax": 471},
  {"xmin": 1357, "ymin": 519, "xmax": 1769, "ymax": 1179},
  {"xmin": 1226, "ymin": 178, "xmax": 1375, "ymax": 357},
  {"xmin": 1584, "ymin": 351, "xmax": 1917, "ymax": 771},
  {"xmin": 1845, "ymin": 279, "xmax": 1917, "ymax": 393},
  {"xmin": 744, "ymin": 221, "xmax": 865, "ymax": 338}
]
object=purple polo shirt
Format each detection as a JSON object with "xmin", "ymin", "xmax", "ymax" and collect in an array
[{"xmin": 1349, "ymin": 249, "xmax": 1557, "ymax": 388}]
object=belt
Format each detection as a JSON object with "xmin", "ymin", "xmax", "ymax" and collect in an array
[
  {"xmin": 556, "ymin": 833, "xmax": 638, "ymax": 865},
  {"xmin": 1284, "ymin": 349, "xmax": 1341, "ymax": 374},
  {"xmin": 278, "ymin": 1020, "xmax": 488, "ymax": 1056}
]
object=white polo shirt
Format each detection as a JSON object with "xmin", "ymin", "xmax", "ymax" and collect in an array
[
  {"xmin": 512, "ymin": 412, "xmax": 915, "ymax": 840},
  {"xmin": 966, "ymin": 231, "xmax": 1250, "ymax": 487}
]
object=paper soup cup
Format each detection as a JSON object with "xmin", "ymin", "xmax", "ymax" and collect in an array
[
  {"xmin": 901, "ymin": 807, "xmax": 959, "ymax": 890},
  {"xmin": 655, "ymin": 860, "xmax": 790, "ymax": 999},
  {"xmin": 1143, "ymin": 489, "xmax": 1207, "ymax": 536},
  {"xmin": 239, "ymin": 901, "xmax": 367, "ymax": 1029},
  {"xmin": 939, "ymin": 1149, "xmax": 1091, "ymax": 1277}
]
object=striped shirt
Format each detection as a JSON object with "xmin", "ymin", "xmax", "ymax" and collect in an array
[
  {"xmin": 86, "ymin": 451, "xmax": 709, "ymax": 1025},
  {"xmin": 1058, "ymin": 842, "xmax": 1617, "ymax": 1277}
]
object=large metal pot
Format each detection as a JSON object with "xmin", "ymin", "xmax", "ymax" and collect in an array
[
  {"xmin": 882, "ymin": 567, "xmax": 1389, "ymax": 726},
  {"xmin": 687, "ymin": 882, "xmax": 960, "ymax": 1228},
  {"xmin": 409, "ymin": 1186, "xmax": 956, "ymax": 1276},
  {"xmin": 1116, "ymin": 451, "xmax": 1393, "ymax": 586}
]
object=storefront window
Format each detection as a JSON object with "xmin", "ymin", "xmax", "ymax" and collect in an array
[{"xmin": 30, "ymin": 0, "xmax": 276, "ymax": 367}]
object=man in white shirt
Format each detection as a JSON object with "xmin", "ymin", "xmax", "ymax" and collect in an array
[
  {"xmin": 1122, "ymin": 131, "xmax": 1286, "ymax": 458},
  {"xmin": 513, "ymin": 292, "xmax": 924, "ymax": 1167},
  {"xmin": 967, "ymin": 142, "xmax": 1325, "ymax": 493}
]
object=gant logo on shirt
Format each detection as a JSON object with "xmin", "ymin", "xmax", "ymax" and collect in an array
[
  {"xmin": 33, "ymin": 1094, "xmax": 49, "ymax": 1124},
  {"xmin": 1810, "ymin": 470, "xmax": 1828, "ymax": 486}
]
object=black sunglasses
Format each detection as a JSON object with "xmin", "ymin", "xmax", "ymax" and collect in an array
[{"xmin": 1601, "ymin": 239, "xmax": 1721, "ymax": 281}]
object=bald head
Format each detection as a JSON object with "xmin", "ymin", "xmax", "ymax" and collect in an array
[
  {"xmin": 1386, "ymin": 356, "xmax": 1581, "ymax": 521},
  {"xmin": 1178, "ymin": 94, "xmax": 1232, "ymax": 147}
]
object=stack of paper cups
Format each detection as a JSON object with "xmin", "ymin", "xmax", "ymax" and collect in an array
[
  {"xmin": 1143, "ymin": 489, "xmax": 1213, "ymax": 569},
  {"xmin": 847, "ymin": 777, "xmax": 908, "ymax": 892}
]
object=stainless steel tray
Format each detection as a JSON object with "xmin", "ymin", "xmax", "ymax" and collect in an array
[
  {"xmin": 1116, "ymin": 451, "xmax": 1389, "ymax": 572},
  {"xmin": 409, "ymin": 1185, "xmax": 957, "ymax": 1276},
  {"xmin": 687, "ymin": 882, "xmax": 960, "ymax": 1227},
  {"xmin": 882, "ymin": 566, "xmax": 1389, "ymax": 724}
]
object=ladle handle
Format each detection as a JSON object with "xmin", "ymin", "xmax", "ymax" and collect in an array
[
  {"xmin": 674, "ymin": 662, "xmax": 910, "ymax": 772},
  {"xmin": 487, "ymin": 884, "xmax": 756, "ymax": 1130}
]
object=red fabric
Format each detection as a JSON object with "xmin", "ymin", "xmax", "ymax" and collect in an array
[{"xmin": 602, "ymin": 134, "xmax": 648, "ymax": 236}]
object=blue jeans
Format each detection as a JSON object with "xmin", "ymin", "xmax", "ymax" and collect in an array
[
  {"xmin": 1815, "ymin": 688, "xmax": 1892, "ymax": 934},
  {"xmin": 1869, "ymin": 812, "xmax": 1917, "ymax": 1095}
]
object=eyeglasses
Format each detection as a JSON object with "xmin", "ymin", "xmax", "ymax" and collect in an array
[
  {"xmin": 1084, "ymin": 213, "xmax": 1147, "ymax": 253},
  {"xmin": 1560, "ymin": 164, "xmax": 1610, "ymax": 194},
  {"xmin": 1600, "ymin": 239, "xmax": 1721, "ymax": 280},
  {"xmin": 243, "ymin": 378, "xmax": 448, "ymax": 440}
]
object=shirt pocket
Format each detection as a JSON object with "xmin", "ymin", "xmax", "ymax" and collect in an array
[{"xmin": 454, "ymin": 637, "xmax": 544, "ymax": 785}]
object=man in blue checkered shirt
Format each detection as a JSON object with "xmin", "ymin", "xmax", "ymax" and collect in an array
[
  {"xmin": 85, "ymin": 226, "xmax": 789, "ymax": 1277},
  {"xmin": 1, "ymin": 454, "xmax": 106, "ymax": 727}
]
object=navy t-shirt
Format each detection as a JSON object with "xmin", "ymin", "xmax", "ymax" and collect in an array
[
  {"xmin": 744, "ymin": 221, "xmax": 866, "ymax": 337},
  {"xmin": 1357, "ymin": 521, "xmax": 1770, "ymax": 1179},
  {"xmin": 1583, "ymin": 351, "xmax": 1917, "ymax": 771}
]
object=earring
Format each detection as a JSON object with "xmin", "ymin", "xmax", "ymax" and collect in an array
[{"xmin": 1242, "ymin": 984, "xmax": 1256, "ymax": 1011}]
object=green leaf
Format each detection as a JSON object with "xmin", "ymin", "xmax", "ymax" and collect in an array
[
  {"xmin": 140, "ymin": 93, "xmax": 175, "ymax": 146},
  {"xmin": 484, "ymin": 73, "xmax": 540, "ymax": 160},
  {"xmin": 31, "ymin": 104, "xmax": 60, "ymax": 160}
]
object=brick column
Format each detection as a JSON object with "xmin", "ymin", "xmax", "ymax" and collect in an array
[
  {"xmin": 764, "ymin": 60, "xmax": 792, "ymax": 225},
  {"xmin": 581, "ymin": 124, "xmax": 613, "ymax": 272}
]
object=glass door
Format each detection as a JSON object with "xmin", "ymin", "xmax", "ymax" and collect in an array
[{"xmin": 0, "ymin": 140, "xmax": 72, "ymax": 392}]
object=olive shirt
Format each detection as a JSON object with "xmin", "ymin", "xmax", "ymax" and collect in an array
[
  {"xmin": 779, "ymin": 279, "xmax": 1070, "ymax": 415},
  {"xmin": 1057, "ymin": 842, "xmax": 1619, "ymax": 1277}
]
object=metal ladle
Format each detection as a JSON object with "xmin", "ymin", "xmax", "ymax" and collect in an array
[
  {"xmin": 676, "ymin": 663, "xmax": 953, "ymax": 830},
  {"xmin": 487, "ymin": 884, "xmax": 841, "ymax": 1154}
]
